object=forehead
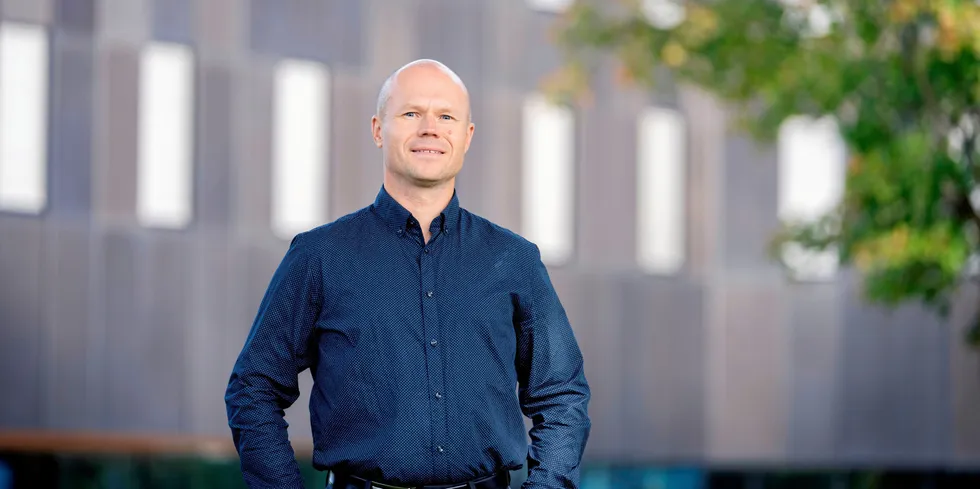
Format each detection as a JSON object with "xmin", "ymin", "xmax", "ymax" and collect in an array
[{"xmin": 388, "ymin": 66, "xmax": 468, "ymax": 108}]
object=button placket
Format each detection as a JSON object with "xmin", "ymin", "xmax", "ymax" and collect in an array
[{"xmin": 418, "ymin": 241, "xmax": 448, "ymax": 475}]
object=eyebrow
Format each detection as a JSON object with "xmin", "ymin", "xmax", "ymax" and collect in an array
[{"xmin": 398, "ymin": 102, "xmax": 458, "ymax": 114}]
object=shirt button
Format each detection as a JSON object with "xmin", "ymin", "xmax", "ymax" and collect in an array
[
  {"xmin": 426, "ymin": 291, "xmax": 433, "ymax": 298},
  {"xmin": 437, "ymin": 446, "xmax": 444, "ymax": 453},
  {"xmin": 430, "ymin": 339, "xmax": 438, "ymax": 347},
  {"xmin": 435, "ymin": 392, "xmax": 442, "ymax": 399},
  {"xmin": 424, "ymin": 248, "xmax": 429, "ymax": 254}
]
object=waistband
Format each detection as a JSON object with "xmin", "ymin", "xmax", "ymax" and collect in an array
[{"xmin": 328, "ymin": 469, "xmax": 510, "ymax": 489}]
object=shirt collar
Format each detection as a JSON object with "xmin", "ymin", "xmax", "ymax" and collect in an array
[{"xmin": 371, "ymin": 185, "xmax": 461, "ymax": 235}]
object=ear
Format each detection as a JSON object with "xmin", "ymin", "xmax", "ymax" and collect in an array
[
  {"xmin": 371, "ymin": 115, "xmax": 383, "ymax": 148},
  {"xmin": 463, "ymin": 121, "xmax": 475, "ymax": 153}
]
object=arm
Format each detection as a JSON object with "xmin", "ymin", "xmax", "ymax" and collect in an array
[
  {"xmin": 225, "ymin": 233, "xmax": 322, "ymax": 489},
  {"xmin": 515, "ymin": 245, "xmax": 592, "ymax": 489}
]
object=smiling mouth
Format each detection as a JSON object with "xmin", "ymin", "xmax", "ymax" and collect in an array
[{"xmin": 412, "ymin": 149, "xmax": 445, "ymax": 155}]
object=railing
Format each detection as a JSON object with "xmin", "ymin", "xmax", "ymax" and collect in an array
[
  {"xmin": 0, "ymin": 430, "xmax": 242, "ymax": 456},
  {"xmin": 0, "ymin": 430, "xmax": 321, "ymax": 489}
]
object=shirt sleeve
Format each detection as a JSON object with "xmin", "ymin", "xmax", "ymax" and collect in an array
[
  {"xmin": 515, "ymin": 244, "xmax": 592, "ymax": 489},
  {"xmin": 224, "ymin": 233, "xmax": 322, "ymax": 489}
]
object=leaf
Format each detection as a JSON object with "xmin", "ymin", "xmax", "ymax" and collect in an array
[{"xmin": 556, "ymin": 0, "xmax": 980, "ymax": 343}]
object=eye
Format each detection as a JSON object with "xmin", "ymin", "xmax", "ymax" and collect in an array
[
  {"xmin": 440, "ymin": 114, "xmax": 454, "ymax": 121},
  {"xmin": 403, "ymin": 112, "xmax": 419, "ymax": 118}
]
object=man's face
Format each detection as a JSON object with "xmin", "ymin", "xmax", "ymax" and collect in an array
[{"xmin": 372, "ymin": 65, "xmax": 475, "ymax": 189}]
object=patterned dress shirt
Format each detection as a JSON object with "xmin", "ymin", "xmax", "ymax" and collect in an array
[{"xmin": 225, "ymin": 185, "xmax": 591, "ymax": 489}]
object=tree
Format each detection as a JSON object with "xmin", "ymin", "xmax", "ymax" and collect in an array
[{"xmin": 552, "ymin": 0, "xmax": 980, "ymax": 345}]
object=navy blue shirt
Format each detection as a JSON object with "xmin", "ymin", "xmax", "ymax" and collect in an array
[{"xmin": 225, "ymin": 186, "xmax": 591, "ymax": 489}]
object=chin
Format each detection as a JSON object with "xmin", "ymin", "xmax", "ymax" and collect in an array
[
  {"xmin": 409, "ymin": 170, "xmax": 458, "ymax": 187},
  {"xmin": 410, "ymin": 176, "xmax": 449, "ymax": 188}
]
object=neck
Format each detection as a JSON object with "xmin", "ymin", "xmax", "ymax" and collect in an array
[{"xmin": 383, "ymin": 173, "xmax": 455, "ymax": 241}]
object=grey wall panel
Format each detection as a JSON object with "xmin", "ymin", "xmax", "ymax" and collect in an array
[
  {"xmin": 96, "ymin": 0, "xmax": 148, "ymax": 46},
  {"xmin": 785, "ymin": 283, "xmax": 842, "ymax": 463},
  {"xmin": 231, "ymin": 59, "xmax": 273, "ymax": 235},
  {"xmin": 186, "ymin": 237, "xmax": 234, "ymax": 435},
  {"xmin": 49, "ymin": 31, "xmax": 94, "ymax": 218},
  {"xmin": 134, "ymin": 233, "xmax": 193, "ymax": 431},
  {"xmin": 196, "ymin": 64, "xmax": 234, "ymax": 230},
  {"xmin": 518, "ymin": 9, "xmax": 565, "ymax": 92},
  {"xmin": 39, "ymin": 221, "xmax": 93, "ymax": 429},
  {"xmin": 721, "ymin": 135, "xmax": 781, "ymax": 272},
  {"xmin": 709, "ymin": 280, "xmax": 790, "ymax": 461},
  {"xmin": 102, "ymin": 229, "xmax": 141, "ymax": 430},
  {"xmin": 248, "ymin": 0, "xmax": 362, "ymax": 67},
  {"xmin": 949, "ymin": 284, "xmax": 980, "ymax": 464},
  {"xmin": 416, "ymin": 0, "xmax": 484, "ymax": 93},
  {"xmin": 478, "ymin": 88, "xmax": 522, "ymax": 233},
  {"xmin": 222, "ymin": 241, "xmax": 291, "ymax": 396},
  {"xmin": 285, "ymin": 370, "xmax": 314, "ymax": 442},
  {"xmin": 0, "ymin": 217, "xmax": 43, "ymax": 428},
  {"xmin": 621, "ymin": 278, "xmax": 706, "ymax": 461},
  {"xmin": 321, "ymin": 0, "xmax": 363, "ymax": 69},
  {"xmin": 195, "ymin": 0, "xmax": 246, "ymax": 59},
  {"xmin": 578, "ymin": 106, "xmax": 638, "ymax": 270},
  {"xmin": 546, "ymin": 271, "xmax": 618, "ymax": 459},
  {"xmin": 241, "ymin": 242, "xmax": 289, "ymax": 337},
  {"xmin": 364, "ymin": 0, "xmax": 420, "ymax": 80},
  {"xmin": 453, "ymin": 94, "xmax": 487, "ymax": 218},
  {"xmin": 150, "ymin": 0, "xmax": 193, "ymax": 44},
  {"xmin": 222, "ymin": 243, "xmax": 257, "ymax": 403},
  {"xmin": 678, "ymin": 88, "xmax": 727, "ymax": 280},
  {"xmin": 482, "ymin": 0, "xmax": 531, "ymax": 89},
  {"xmin": 839, "ymin": 271, "xmax": 952, "ymax": 464},
  {"xmin": 1, "ymin": 0, "xmax": 52, "ymax": 24},
  {"xmin": 84, "ymin": 224, "xmax": 107, "ymax": 429},
  {"xmin": 328, "ymin": 70, "xmax": 385, "ymax": 220},
  {"xmin": 54, "ymin": 0, "xmax": 94, "ymax": 34},
  {"xmin": 97, "ymin": 46, "xmax": 139, "ymax": 224}
]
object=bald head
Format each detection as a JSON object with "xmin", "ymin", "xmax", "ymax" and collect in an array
[{"xmin": 376, "ymin": 59, "xmax": 471, "ymax": 122}]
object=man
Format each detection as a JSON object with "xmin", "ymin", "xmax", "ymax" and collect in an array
[{"xmin": 225, "ymin": 59, "xmax": 591, "ymax": 489}]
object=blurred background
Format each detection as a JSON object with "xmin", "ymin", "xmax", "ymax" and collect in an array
[{"xmin": 1, "ymin": 0, "xmax": 979, "ymax": 488}]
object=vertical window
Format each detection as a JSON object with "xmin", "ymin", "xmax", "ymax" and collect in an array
[
  {"xmin": 522, "ymin": 94, "xmax": 575, "ymax": 265},
  {"xmin": 777, "ymin": 116, "xmax": 846, "ymax": 281},
  {"xmin": 637, "ymin": 107, "xmax": 686, "ymax": 275},
  {"xmin": 526, "ymin": 0, "xmax": 573, "ymax": 13},
  {"xmin": 271, "ymin": 59, "xmax": 329, "ymax": 240},
  {"xmin": 137, "ymin": 42, "xmax": 195, "ymax": 229},
  {"xmin": 0, "ymin": 22, "xmax": 49, "ymax": 214}
]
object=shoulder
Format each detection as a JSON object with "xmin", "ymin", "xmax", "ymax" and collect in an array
[
  {"xmin": 460, "ymin": 208, "xmax": 541, "ymax": 262},
  {"xmin": 287, "ymin": 206, "xmax": 374, "ymax": 254}
]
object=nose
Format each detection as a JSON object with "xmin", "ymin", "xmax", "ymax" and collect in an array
[{"xmin": 417, "ymin": 114, "xmax": 438, "ymax": 137}]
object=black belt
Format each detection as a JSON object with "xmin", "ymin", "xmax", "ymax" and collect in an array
[{"xmin": 329, "ymin": 469, "xmax": 510, "ymax": 489}]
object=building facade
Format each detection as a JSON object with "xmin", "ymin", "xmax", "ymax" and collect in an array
[{"xmin": 0, "ymin": 0, "xmax": 978, "ymax": 470}]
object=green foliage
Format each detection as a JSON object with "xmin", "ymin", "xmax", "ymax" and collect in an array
[{"xmin": 554, "ymin": 0, "xmax": 980, "ymax": 345}]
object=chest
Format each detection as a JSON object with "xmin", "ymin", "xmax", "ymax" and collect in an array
[{"xmin": 315, "ymin": 237, "xmax": 521, "ymax": 347}]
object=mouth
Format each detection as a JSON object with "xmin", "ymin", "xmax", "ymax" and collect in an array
[{"xmin": 411, "ymin": 148, "xmax": 446, "ymax": 155}]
